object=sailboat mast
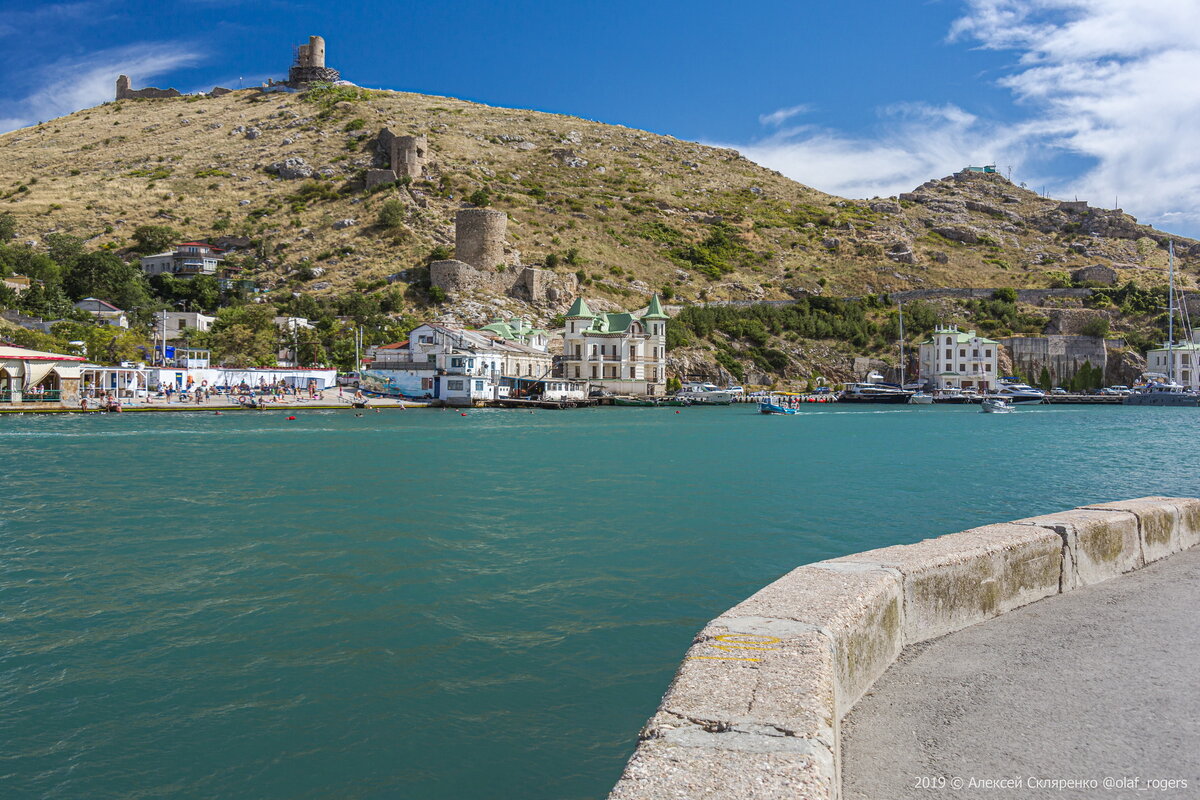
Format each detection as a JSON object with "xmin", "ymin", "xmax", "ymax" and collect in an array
[
  {"xmin": 1168, "ymin": 242, "xmax": 1175, "ymax": 383},
  {"xmin": 898, "ymin": 302, "xmax": 906, "ymax": 387}
]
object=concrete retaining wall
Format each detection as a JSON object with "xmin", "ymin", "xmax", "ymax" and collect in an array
[{"xmin": 608, "ymin": 497, "xmax": 1200, "ymax": 800}]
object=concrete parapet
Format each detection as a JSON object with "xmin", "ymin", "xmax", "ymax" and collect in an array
[
  {"xmin": 1014, "ymin": 508, "xmax": 1141, "ymax": 589},
  {"xmin": 609, "ymin": 498, "xmax": 1200, "ymax": 800},
  {"xmin": 831, "ymin": 523, "xmax": 1062, "ymax": 643}
]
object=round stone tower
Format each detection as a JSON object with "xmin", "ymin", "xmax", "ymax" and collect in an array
[
  {"xmin": 307, "ymin": 35, "xmax": 326, "ymax": 68},
  {"xmin": 455, "ymin": 209, "xmax": 508, "ymax": 271}
]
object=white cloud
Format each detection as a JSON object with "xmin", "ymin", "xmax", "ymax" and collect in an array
[
  {"xmin": 758, "ymin": 104, "xmax": 810, "ymax": 127},
  {"xmin": 0, "ymin": 43, "xmax": 202, "ymax": 132},
  {"xmin": 733, "ymin": 0, "xmax": 1200, "ymax": 236}
]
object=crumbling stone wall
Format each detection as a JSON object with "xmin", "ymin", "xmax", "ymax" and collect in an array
[
  {"xmin": 1071, "ymin": 264, "xmax": 1118, "ymax": 286},
  {"xmin": 455, "ymin": 208, "xmax": 507, "ymax": 271},
  {"xmin": 430, "ymin": 260, "xmax": 577, "ymax": 305},
  {"xmin": 115, "ymin": 75, "xmax": 181, "ymax": 101},
  {"xmin": 1001, "ymin": 335, "xmax": 1109, "ymax": 386}
]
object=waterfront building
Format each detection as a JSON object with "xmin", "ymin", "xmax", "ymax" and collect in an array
[
  {"xmin": 0, "ymin": 344, "xmax": 85, "ymax": 406},
  {"xmin": 365, "ymin": 323, "xmax": 571, "ymax": 405},
  {"xmin": 141, "ymin": 365, "xmax": 336, "ymax": 392},
  {"xmin": 559, "ymin": 295, "xmax": 668, "ymax": 396},
  {"xmin": 1144, "ymin": 341, "xmax": 1200, "ymax": 389},
  {"xmin": 74, "ymin": 298, "xmax": 129, "ymax": 328},
  {"xmin": 917, "ymin": 326, "xmax": 999, "ymax": 392}
]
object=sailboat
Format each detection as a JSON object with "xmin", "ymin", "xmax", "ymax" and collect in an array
[{"xmin": 1124, "ymin": 242, "xmax": 1200, "ymax": 407}]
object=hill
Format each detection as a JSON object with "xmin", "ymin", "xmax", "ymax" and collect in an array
[{"xmin": 0, "ymin": 80, "xmax": 1196, "ymax": 381}]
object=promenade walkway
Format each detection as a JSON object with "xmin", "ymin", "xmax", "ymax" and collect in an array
[{"xmin": 842, "ymin": 547, "xmax": 1200, "ymax": 800}]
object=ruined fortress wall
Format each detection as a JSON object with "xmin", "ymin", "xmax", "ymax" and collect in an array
[
  {"xmin": 1001, "ymin": 335, "xmax": 1108, "ymax": 384},
  {"xmin": 392, "ymin": 135, "xmax": 427, "ymax": 179},
  {"xmin": 455, "ymin": 209, "xmax": 507, "ymax": 271},
  {"xmin": 116, "ymin": 75, "xmax": 181, "ymax": 101}
]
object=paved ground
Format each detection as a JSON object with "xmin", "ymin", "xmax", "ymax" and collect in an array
[{"xmin": 842, "ymin": 547, "xmax": 1200, "ymax": 800}]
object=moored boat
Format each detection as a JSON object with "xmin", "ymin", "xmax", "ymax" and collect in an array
[
  {"xmin": 991, "ymin": 379, "xmax": 1046, "ymax": 405},
  {"xmin": 758, "ymin": 400, "xmax": 799, "ymax": 415},
  {"xmin": 908, "ymin": 392, "xmax": 934, "ymax": 405},
  {"xmin": 675, "ymin": 382, "xmax": 735, "ymax": 405},
  {"xmin": 838, "ymin": 382, "xmax": 914, "ymax": 403},
  {"xmin": 612, "ymin": 397, "xmax": 659, "ymax": 407}
]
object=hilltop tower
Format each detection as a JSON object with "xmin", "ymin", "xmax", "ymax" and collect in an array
[{"xmin": 288, "ymin": 35, "xmax": 340, "ymax": 86}]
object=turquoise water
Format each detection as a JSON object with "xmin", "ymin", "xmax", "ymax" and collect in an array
[{"xmin": 2, "ymin": 404, "xmax": 1197, "ymax": 799}]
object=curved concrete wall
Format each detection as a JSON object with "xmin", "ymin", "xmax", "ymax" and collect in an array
[{"xmin": 608, "ymin": 497, "xmax": 1200, "ymax": 800}]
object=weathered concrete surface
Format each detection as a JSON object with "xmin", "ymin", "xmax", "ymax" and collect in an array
[
  {"xmin": 842, "ymin": 546, "xmax": 1200, "ymax": 800},
  {"xmin": 1013, "ymin": 508, "xmax": 1141, "ymax": 589},
  {"xmin": 830, "ymin": 523, "xmax": 1063, "ymax": 643}
]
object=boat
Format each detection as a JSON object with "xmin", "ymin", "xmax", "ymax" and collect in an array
[
  {"xmin": 1123, "ymin": 378, "xmax": 1199, "ymax": 407},
  {"xmin": 758, "ymin": 399, "xmax": 799, "ymax": 415},
  {"xmin": 991, "ymin": 379, "xmax": 1046, "ymax": 405},
  {"xmin": 838, "ymin": 381, "xmax": 913, "ymax": 403},
  {"xmin": 932, "ymin": 389, "xmax": 974, "ymax": 404},
  {"xmin": 675, "ymin": 382, "xmax": 735, "ymax": 405},
  {"xmin": 981, "ymin": 397, "xmax": 1014, "ymax": 413},
  {"xmin": 612, "ymin": 397, "xmax": 659, "ymax": 407},
  {"xmin": 897, "ymin": 302, "xmax": 933, "ymax": 406},
  {"xmin": 908, "ymin": 392, "xmax": 934, "ymax": 404},
  {"xmin": 1125, "ymin": 243, "xmax": 1200, "ymax": 406}
]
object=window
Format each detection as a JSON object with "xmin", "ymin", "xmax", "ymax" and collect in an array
[
  {"xmin": 574, "ymin": 366, "xmax": 580, "ymax": 378},
  {"xmin": 945, "ymin": 362, "xmax": 952, "ymax": 371},
  {"xmin": 447, "ymin": 379, "xmax": 464, "ymax": 390},
  {"xmin": 945, "ymin": 337, "xmax": 952, "ymax": 345},
  {"xmin": 972, "ymin": 349, "xmax": 978, "ymax": 357},
  {"xmin": 985, "ymin": 349, "xmax": 991, "ymax": 358},
  {"xmin": 986, "ymin": 364, "xmax": 992, "ymax": 371},
  {"xmin": 945, "ymin": 348, "xmax": 951, "ymax": 358},
  {"xmin": 574, "ymin": 345, "xmax": 581, "ymax": 357},
  {"xmin": 474, "ymin": 381, "xmax": 484, "ymax": 391},
  {"xmin": 959, "ymin": 349, "xmax": 966, "ymax": 358},
  {"xmin": 450, "ymin": 357, "xmax": 464, "ymax": 368}
]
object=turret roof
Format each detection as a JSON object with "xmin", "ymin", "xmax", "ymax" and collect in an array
[
  {"xmin": 642, "ymin": 294, "xmax": 668, "ymax": 320},
  {"xmin": 565, "ymin": 297, "xmax": 593, "ymax": 318}
]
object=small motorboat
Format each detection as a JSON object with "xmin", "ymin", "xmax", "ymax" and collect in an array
[
  {"xmin": 981, "ymin": 397, "xmax": 1014, "ymax": 413},
  {"xmin": 759, "ymin": 400, "xmax": 799, "ymax": 415},
  {"xmin": 908, "ymin": 392, "xmax": 934, "ymax": 405}
]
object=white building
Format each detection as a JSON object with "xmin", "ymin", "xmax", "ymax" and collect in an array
[
  {"xmin": 917, "ymin": 326, "xmax": 1000, "ymax": 392},
  {"xmin": 141, "ymin": 242, "xmax": 226, "ymax": 277},
  {"xmin": 559, "ymin": 295, "xmax": 669, "ymax": 395},
  {"xmin": 1145, "ymin": 341, "xmax": 1200, "ymax": 389},
  {"xmin": 364, "ymin": 323, "xmax": 580, "ymax": 406},
  {"xmin": 157, "ymin": 310, "xmax": 215, "ymax": 342}
]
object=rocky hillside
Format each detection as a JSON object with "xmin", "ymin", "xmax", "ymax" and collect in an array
[{"xmin": 1, "ymin": 84, "xmax": 1197, "ymax": 331}]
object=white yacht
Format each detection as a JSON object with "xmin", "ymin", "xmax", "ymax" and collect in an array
[
  {"xmin": 675, "ymin": 382, "xmax": 735, "ymax": 405},
  {"xmin": 992, "ymin": 379, "xmax": 1045, "ymax": 405}
]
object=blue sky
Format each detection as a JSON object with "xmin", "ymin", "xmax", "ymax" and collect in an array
[{"xmin": 2, "ymin": 0, "xmax": 1199, "ymax": 236}]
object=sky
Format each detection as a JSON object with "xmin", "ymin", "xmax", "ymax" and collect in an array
[{"xmin": 1, "ymin": 0, "xmax": 1199, "ymax": 236}]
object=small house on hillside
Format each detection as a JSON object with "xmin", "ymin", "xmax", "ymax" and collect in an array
[{"xmin": 75, "ymin": 298, "xmax": 128, "ymax": 328}]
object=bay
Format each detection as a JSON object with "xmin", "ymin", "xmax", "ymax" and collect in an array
[{"xmin": 1, "ymin": 404, "xmax": 1193, "ymax": 799}]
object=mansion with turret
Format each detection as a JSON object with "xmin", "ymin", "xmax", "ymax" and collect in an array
[{"xmin": 559, "ymin": 296, "xmax": 669, "ymax": 396}]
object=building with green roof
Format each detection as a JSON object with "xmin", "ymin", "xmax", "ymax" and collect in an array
[
  {"xmin": 917, "ymin": 326, "xmax": 1001, "ymax": 391},
  {"xmin": 561, "ymin": 295, "xmax": 669, "ymax": 395},
  {"xmin": 477, "ymin": 318, "xmax": 550, "ymax": 351}
]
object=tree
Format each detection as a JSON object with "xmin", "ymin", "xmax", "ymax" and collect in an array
[
  {"xmin": 204, "ymin": 304, "xmax": 280, "ymax": 367},
  {"xmin": 1080, "ymin": 317, "xmax": 1110, "ymax": 338},
  {"xmin": 131, "ymin": 225, "xmax": 181, "ymax": 255},
  {"xmin": 377, "ymin": 198, "xmax": 406, "ymax": 229},
  {"xmin": 1038, "ymin": 366, "xmax": 1052, "ymax": 391},
  {"xmin": 467, "ymin": 188, "xmax": 491, "ymax": 207},
  {"xmin": 63, "ymin": 251, "xmax": 151, "ymax": 310},
  {"xmin": 44, "ymin": 233, "xmax": 85, "ymax": 270},
  {"xmin": 0, "ymin": 212, "xmax": 16, "ymax": 241},
  {"xmin": 992, "ymin": 287, "xmax": 1018, "ymax": 303}
]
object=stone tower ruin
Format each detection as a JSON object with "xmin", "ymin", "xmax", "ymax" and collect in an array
[
  {"xmin": 455, "ymin": 209, "xmax": 508, "ymax": 271},
  {"xmin": 288, "ymin": 35, "xmax": 340, "ymax": 86},
  {"xmin": 373, "ymin": 129, "xmax": 428, "ymax": 183}
]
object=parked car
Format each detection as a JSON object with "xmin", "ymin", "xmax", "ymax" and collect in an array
[
  {"xmin": 1110, "ymin": 385, "xmax": 1131, "ymax": 395},
  {"xmin": 338, "ymin": 371, "xmax": 363, "ymax": 388},
  {"xmin": 1098, "ymin": 387, "xmax": 1121, "ymax": 395},
  {"xmin": 726, "ymin": 385, "xmax": 745, "ymax": 395},
  {"xmin": 1051, "ymin": 387, "xmax": 1068, "ymax": 395}
]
